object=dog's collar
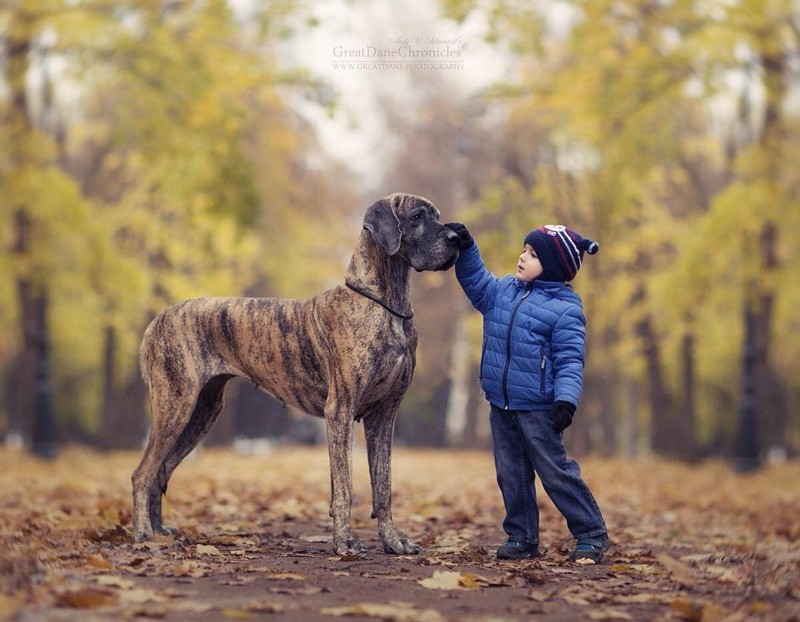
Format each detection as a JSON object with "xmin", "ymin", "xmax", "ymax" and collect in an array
[{"xmin": 345, "ymin": 281, "xmax": 414, "ymax": 320}]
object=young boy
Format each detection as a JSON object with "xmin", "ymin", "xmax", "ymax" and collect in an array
[{"xmin": 446, "ymin": 222, "xmax": 609, "ymax": 562}]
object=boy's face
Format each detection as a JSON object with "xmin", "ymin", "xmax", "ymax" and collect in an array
[{"xmin": 517, "ymin": 244, "xmax": 543, "ymax": 282}]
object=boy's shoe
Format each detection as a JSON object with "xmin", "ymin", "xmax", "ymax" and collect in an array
[
  {"xmin": 496, "ymin": 539, "xmax": 540, "ymax": 560},
  {"xmin": 570, "ymin": 535, "xmax": 610, "ymax": 563}
]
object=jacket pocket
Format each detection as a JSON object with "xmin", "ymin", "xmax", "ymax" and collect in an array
[{"xmin": 479, "ymin": 338, "xmax": 488, "ymax": 384}]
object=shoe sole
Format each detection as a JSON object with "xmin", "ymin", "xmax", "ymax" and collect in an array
[
  {"xmin": 497, "ymin": 550, "xmax": 541, "ymax": 560},
  {"xmin": 570, "ymin": 540, "xmax": 610, "ymax": 564}
]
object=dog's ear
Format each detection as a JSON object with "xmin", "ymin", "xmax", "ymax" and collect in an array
[{"xmin": 364, "ymin": 198, "xmax": 402, "ymax": 255}]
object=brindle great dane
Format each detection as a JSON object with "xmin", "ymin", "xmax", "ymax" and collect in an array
[{"xmin": 131, "ymin": 193, "xmax": 460, "ymax": 555}]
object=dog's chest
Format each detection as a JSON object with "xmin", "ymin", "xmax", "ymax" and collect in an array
[{"xmin": 358, "ymin": 322, "xmax": 415, "ymax": 403}]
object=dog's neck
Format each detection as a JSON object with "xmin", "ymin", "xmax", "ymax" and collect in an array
[{"xmin": 345, "ymin": 229, "xmax": 413, "ymax": 318}]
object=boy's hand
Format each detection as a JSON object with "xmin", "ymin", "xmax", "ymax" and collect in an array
[
  {"xmin": 548, "ymin": 401, "xmax": 576, "ymax": 433},
  {"xmin": 445, "ymin": 222, "xmax": 474, "ymax": 250}
]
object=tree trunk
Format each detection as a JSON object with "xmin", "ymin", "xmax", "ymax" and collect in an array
[
  {"xmin": 29, "ymin": 292, "xmax": 56, "ymax": 458},
  {"xmin": 3, "ymin": 12, "xmax": 38, "ymax": 447},
  {"xmin": 100, "ymin": 324, "xmax": 118, "ymax": 448},
  {"xmin": 100, "ymin": 323, "xmax": 149, "ymax": 449},
  {"xmin": 444, "ymin": 304, "xmax": 471, "ymax": 447},
  {"xmin": 735, "ymin": 304, "xmax": 759, "ymax": 471},
  {"xmin": 636, "ymin": 309, "xmax": 673, "ymax": 456},
  {"xmin": 679, "ymin": 327, "xmax": 697, "ymax": 460},
  {"xmin": 6, "ymin": 269, "xmax": 38, "ymax": 443}
]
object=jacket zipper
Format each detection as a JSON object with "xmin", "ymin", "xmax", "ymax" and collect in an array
[
  {"xmin": 479, "ymin": 339, "xmax": 487, "ymax": 384},
  {"xmin": 540, "ymin": 353, "xmax": 546, "ymax": 394},
  {"xmin": 502, "ymin": 285, "xmax": 532, "ymax": 409}
]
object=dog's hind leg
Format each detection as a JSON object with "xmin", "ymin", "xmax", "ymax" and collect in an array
[
  {"xmin": 159, "ymin": 374, "xmax": 234, "ymax": 510},
  {"xmin": 131, "ymin": 384, "xmax": 200, "ymax": 542}
]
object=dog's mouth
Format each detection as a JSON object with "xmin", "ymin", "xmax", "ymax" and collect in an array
[{"xmin": 436, "ymin": 253, "xmax": 458, "ymax": 272}]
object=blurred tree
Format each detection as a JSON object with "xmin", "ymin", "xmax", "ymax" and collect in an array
[
  {"xmin": 0, "ymin": 0, "xmax": 356, "ymax": 449},
  {"xmin": 0, "ymin": 1, "xmax": 99, "ymax": 455},
  {"xmin": 442, "ymin": 0, "xmax": 800, "ymax": 460}
]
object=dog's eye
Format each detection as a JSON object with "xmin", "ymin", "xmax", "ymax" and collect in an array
[{"xmin": 411, "ymin": 212, "xmax": 423, "ymax": 222}]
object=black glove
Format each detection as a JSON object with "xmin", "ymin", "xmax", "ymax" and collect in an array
[
  {"xmin": 445, "ymin": 222, "xmax": 474, "ymax": 250},
  {"xmin": 548, "ymin": 400, "xmax": 576, "ymax": 433}
]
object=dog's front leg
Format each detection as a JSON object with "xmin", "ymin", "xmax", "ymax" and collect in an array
[
  {"xmin": 325, "ymin": 400, "xmax": 364, "ymax": 555},
  {"xmin": 363, "ymin": 407, "xmax": 421, "ymax": 555}
]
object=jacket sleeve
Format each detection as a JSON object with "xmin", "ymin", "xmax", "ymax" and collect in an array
[
  {"xmin": 454, "ymin": 244, "xmax": 499, "ymax": 315},
  {"xmin": 551, "ymin": 304, "xmax": 586, "ymax": 407}
]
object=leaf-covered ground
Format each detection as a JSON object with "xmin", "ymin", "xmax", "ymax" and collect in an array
[{"xmin": 1, "ymin": 444, "xmax": 798, "ymax": 621}]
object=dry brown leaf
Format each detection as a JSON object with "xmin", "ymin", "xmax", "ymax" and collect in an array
[
  {"xmin": 171, "ymin": 561, "xmax": 210, "ymax": 578},
  {"xmin": 55, "ymin": 587, "xmax": 118, "ymax": 609},
  {"xmin": 587, "ymin": 607, "xmax": 634, "ymax": 620},
  {"xmin": 320, "ymin": 601, "xmax": 444, "ymax": 621},
  {"xmin": 527, "ymin": 587, "xmax": 556, "ymax": 602},
  {"xmin": 221, "ymin": 576, "xmax": 257, "ymax": 586},
  {"xmin": 262, "ymin": 572, "xmax": 306, "ymax": 581},
  {"xmin": 0, "ymin": 595, "xmax": 24, "ymax": 619},
  {"xmin": 656, "ymin": 553, "xmax": 695, "ymax": 587},
  {"xmin": 418, "ymin": 570, "xmax": 477, "ymax": 591},
  {"xmin": 196, "ymin": 544, "xmax": 222, "ymax": 556},
  {"xmin": 118, "ymin": 588, "xmax": 166, "ymax": 605},
  {"xmin": 670, "ymin": 596, "xmax": 703, "ymax": 621},
  {"xmin": 244, "ymin": 600, "xmax": 297, "ymax": 613},
  {"xmin": 268, "ymin": 585, "xmax": 326, "ymax": 596},
  {"xmin": 95, "ymin": 574, "xmax": 137, "ymax": 590},
  {"xmin": 300, "ymin": 534, "xmax": 332, "ymax": 542},
  {"xmin": 85, "ymin": 554, "xmax": 112, "ymax": 570}
]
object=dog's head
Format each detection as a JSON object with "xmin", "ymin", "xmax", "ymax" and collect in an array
[{"xmin": 363, "ymin": 193, "xmax": 460, "ymax": 271}]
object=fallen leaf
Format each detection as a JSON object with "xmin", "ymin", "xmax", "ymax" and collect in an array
[
  {"xmin": 222, "ymin": 576, "xmax": 257, "ymax": 586},
  {"xmin": 262, "ymin": 572, "xmax": 306, "ymax": 581},
  {"xmin": 85, "ymin": 554, "xmax": 112, "ymax": 570},
  {"xmin": 587, "ymin": 607, "xmax": 634, "ymax": 620},
  {"xmin": 527, "ymin": 587, "xmax": 556, "ymax": 602},
  {"xmin": 96, "ymin": 575, "xmax": 136, "ymax": 590},
  {"xmin": 196, "ymin": 544, "xmax": 222, "ymax": 556},
  {"xmin": 656, "ymin": 553, "xmax": 695, "ymax": 587},
  {"xmin": 56, "ymin": 587, "xmax": 117, "ymax": 609},
  {"xmin": 171, "ymin": 561, "xmax": 210, "ymax": 578},
  {"xmin": 670, "ymin": 596, "xmax": 702, "ymax": 621},
  {"xmin": 0, "ymin": 595, "xmax": 24, "ymax": 618},
  {"xmin": 268, "ymin": 585, "xmax": 326, "ymax": 596},
  {"xmin": 300, "ymin": 535, "xmax": 332, "ymax": 542},
  {"xmin": 321, "ymin": 602, "xmax": 444, "ymax": 621},
  {"xmin": 244, "ymin": 600, "xmax": 296, "ymax": 613},
  {"xmin": 418, "ymin": 571, "xmax": 475, "ymax": 591},
  {"xmin": 119, "ymin": 588, "xmax": 166, "ymax": 605}
]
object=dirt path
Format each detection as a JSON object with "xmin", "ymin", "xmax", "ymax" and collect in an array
[{"xmin": 1, "ymin": 447, "xmax": 798, "ymax": 621}]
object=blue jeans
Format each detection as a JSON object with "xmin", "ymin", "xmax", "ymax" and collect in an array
[{"xmin": 490, "ymin": 404, "xmax": 607, "ymax": 545}]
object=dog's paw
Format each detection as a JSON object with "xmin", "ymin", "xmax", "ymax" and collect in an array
[
  {"xmin": 383, "ymin": 537, "xmax": 421, "ymax": 555},
  {"xmin": 131, "ymin": 528, "xmax": 154, "ymax": 543},
  {"xmin": 155, "ymin": 525, "xmax": 179, "ymax": 536},
  {"xmin": 334, "ymin": 538, "xmax": 366, "ymax": 556}
]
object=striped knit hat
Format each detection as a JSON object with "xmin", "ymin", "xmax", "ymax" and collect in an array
[{"xmin": 524, "ymin": 225, "xmax": 599, "ymax": 282}]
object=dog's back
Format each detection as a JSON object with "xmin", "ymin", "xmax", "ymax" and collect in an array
[{"xmin": 140, "ymin": 296, "xmax": 332, "ymax": 415}]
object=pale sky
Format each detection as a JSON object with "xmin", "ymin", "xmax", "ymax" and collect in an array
[{"xmin": 275, "ymin": 0, "xmax": 511, "ymax": 189}]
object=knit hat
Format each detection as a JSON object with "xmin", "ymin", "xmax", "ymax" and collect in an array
[{"xmin": 524, "ymin": 225, "xmax": 599, "ymax": 282}]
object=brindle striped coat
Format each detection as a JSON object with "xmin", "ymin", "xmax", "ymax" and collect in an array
[{"xmin": 132, "ymin": 194, "xmax": 460, "ymax": 555}]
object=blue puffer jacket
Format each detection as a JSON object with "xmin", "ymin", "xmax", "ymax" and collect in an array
[{"xmin": 455, "ymin": 244, "xmax": 586, "ymax": 410}]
